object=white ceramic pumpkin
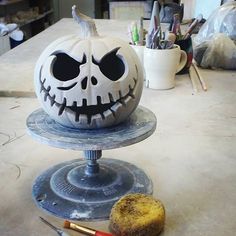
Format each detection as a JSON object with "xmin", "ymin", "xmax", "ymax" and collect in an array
[{"xmin": 34, "ymin": 5, "xmax": 143, "ymax": 129}]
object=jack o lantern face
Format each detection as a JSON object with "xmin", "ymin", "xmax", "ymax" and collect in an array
[{"xmin": 35, "ymin": 36, "xmax": 143, "ymax": 129}]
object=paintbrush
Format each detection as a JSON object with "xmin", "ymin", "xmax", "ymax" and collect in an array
[
  {"xmin": 192, "ymin": 62, "xmax": 207, "ymax": 91},
  {"xmin": 64, "ymin": 220, "xmax": 113, "ymax": 236},
  {"xmin": 183, "ymin": 14, "xmax": 203, "ymax": 39}
]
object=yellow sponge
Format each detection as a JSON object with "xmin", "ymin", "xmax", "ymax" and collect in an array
[{"xmin": 109, "ymin": 193, "xmax": 165, "ymax": 236}]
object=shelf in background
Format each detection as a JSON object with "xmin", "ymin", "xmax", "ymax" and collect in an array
[
  {"xmin": 0, "ymin": 0, "xmax": 25, "ymax": 6},
  {"xmin": 18, "ymin": 9, "xmax": 54, "ymax": 27}
]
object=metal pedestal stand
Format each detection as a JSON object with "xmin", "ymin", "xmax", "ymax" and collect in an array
[{"xmin": 27, "ymin": 106, "xmax": 156, "ymax": 220}]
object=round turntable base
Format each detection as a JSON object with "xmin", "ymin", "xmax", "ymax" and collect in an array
[
  {"xmin": 33, "ymin": 158, "xmax": 152, "ymax": 220},
  {"xmin": 27, "ymin": 106, "xmax": 156, "ymax": 220}
]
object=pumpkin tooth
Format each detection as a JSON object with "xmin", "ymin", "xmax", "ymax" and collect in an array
[
  {"xmin": 129, "ymin": 94, "xmax": 135, "ymax": 99},
  {"xmin": 58, "ymin": 108, "xmax": 63, "ymax": 116},
  {"xmin": 72, "ymin": 101, "xmax": 80, "ymax": 122},
  {"xmin": 82, "ymin": 99, "xmax": 87, "ymax": 107},
  {"xmin": 128, "ymin": 85, "xmax": 135, "ymax": 99},
  {"xmin": 49, "ymin": 94, "xmax": 56, "ymax": 106},
  {"xmin": 78, "ymin": 114, "xmax": 88, "ymax": 125},
  {"xmin": 135, "ymin": 64, "xmax": 138, "ymax": 74},
  {"xmin": 124, "ymin": 96, "xmax": 132, "ymax": 105},
  {"xmin": 97, "ymin": 96, "xmax": 102, "ymax": 105},
  {"xmin": 119, "ymin": 90, "xmax": 122, "ymax": 99},
  {"xmin": 52, "ymin": 95, "xmax": 56, "ymax": 105},
  {"xmin": 118, "ymin": 99, "xmax": 126, "ymax": 106},
  {"xmin": 55, "ymin": 103, "xmax": 60, "ymax": 109},
  {"xmin": 100, "ymin": 112, "xmax": 105, "ymax": 120},
  {"xmin": 44, "ymin": 92, "xmax": 48, "ymax": 102},
  {"xmin": 118, "ymin": 90, "xmax": 126, "ymax": 106},
  {"xmin": 111, "ymin": 102, "xmax": 123, "ymax": 114},
  {"xmin": 46, "ymin": 86, "xmax": 51, "ymax": 92},
  {"xmin": 50, "ymin": 99, "xmax": 55, "ymax": 106},
  {"xmin": 40, "ymin": 78, "xmax": 46, "ymax": 93},
  {"xmin": 131, "ymin": 78, "xmax": 139, "ymax": 96},
  {"xmin": 108, "ymin": 93, "xmax": 114, "ymax": 102},
  {"xmin": 118, "ymin": 100, "xmax": 126, "ymax": 107},
  {"xmin": 58, "ymin": 98, "xmax": 66, "ymax": 116},
  {"xmin": 109, "ymin": 108, "xmax": 116, "ymax": 118},
  {"xmin": 132, "ymin": 77, "xmax": 137, "ymax": 89},
  {"xmin": 72, "ymin": 101, "xmax": 77, "ymax": 108},
  {"xmin": 87, "ymin": 115, "xmax": 92, "ymax": 124},
  {"xmin": 103, "ymin": 109, "xmax": 116, "ymax": 123},
  {"xmin": 75, "ymin": 111, "xmax": 80, "ymax": 122}
]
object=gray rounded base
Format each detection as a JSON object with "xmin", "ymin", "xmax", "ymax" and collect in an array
[
  {"xmin": 28, "ymin": 106, "xmax": 156, "ymax": 220},
  {"xmin": 33, "ymin": 158, "xmax": 153, "ymax": 221},
  {"xmin": 26, "ymin": 106, "xmax": 157, "ymax": 150}
]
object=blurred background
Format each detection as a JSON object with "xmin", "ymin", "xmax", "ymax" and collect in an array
[{"xmin": 0, "ymin": 0, "xmax": 233, "ymax": 55}]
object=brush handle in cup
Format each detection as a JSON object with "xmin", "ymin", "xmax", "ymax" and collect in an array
[{"xmin": 176, "ymin": 50, "xmax": 187, "ymax": 73}]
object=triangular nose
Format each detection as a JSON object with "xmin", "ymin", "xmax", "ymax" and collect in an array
[
  {"xmin": 81, "ymin": 77, "xmax": 88, "ymax": 90},
  {"xmin": 81, "ymin": 76, "xmax": 98, "ymax": 90},
  {"xmin": 91, "ymin": 76, "xmax": 98, "ymax": 85}
]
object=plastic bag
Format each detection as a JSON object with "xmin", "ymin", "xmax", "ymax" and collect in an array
[
  {"xmin": 193, "ymin": 2, "xmax": 236, "ymax": 69},
  {"xmin": 194, "ymin": 2, "xmax": 236, "ymax": 45},
  {"xmin": 194, "ymin": 33, "xmax": 236, "ymax": 69}
]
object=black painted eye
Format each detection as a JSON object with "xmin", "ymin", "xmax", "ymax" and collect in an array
[
  {"xmin": 52, "ymin": 53, "xmax": 86, "ymax": 81},
  {"xmin": 92, "ymin": 47, "xmax": 125, "ymax": 81}
]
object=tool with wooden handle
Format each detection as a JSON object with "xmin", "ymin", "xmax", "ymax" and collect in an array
[{"xmin": 64, "ymin": 220, "xmax": 113, "ymax": 236}]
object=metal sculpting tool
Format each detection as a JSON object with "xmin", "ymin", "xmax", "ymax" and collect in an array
[{"xmin": 40, "ymin": 217, "xmax": 70, "ymax": 236}]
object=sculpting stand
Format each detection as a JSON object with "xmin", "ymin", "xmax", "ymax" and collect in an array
[{"xmin": 27, "ymin": 106, "xmax": 156, "ymax": 220}]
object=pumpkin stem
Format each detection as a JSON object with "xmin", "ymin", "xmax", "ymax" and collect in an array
[{"xmin": 72, "ymin": 5, "xmax": 98, "ymax": 38}]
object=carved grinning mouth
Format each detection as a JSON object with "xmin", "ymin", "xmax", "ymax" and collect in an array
[{"xmin": 39, "ymin": 77, "xmax": 137, "ymax": 124}]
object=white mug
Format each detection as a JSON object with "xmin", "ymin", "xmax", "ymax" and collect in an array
[
  {"xmin": 144, "ymin": 45, "xmax": 187, "ymax": 89},
  {"xmin": 130, "ymin": 44, "xmax": 145, "ymax": 80},
  {"xmin": 130, "ymin": 44, "xmax": 144, "ymax": 65}
]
